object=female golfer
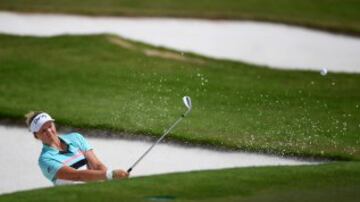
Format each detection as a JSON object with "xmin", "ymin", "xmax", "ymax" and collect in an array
[{"xmin": 25, "ymin": 111, "xmax": 128, "ymax": 185}]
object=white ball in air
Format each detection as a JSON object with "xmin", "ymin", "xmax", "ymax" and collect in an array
[{"xmin": 320, "ymin": 68, "xmax": 328, "ymax": 76}]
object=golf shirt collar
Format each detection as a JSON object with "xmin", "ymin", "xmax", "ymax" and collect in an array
[{"xmin": 42, "ymin": 135, "xmax": 76, "ymax": 154}]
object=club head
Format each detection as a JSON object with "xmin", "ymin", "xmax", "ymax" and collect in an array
[{"xmin": 182, "ymin": 96, "xmax": 192, "ymax": 110}]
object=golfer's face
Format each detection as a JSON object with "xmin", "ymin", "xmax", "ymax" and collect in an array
[{"xmin": 37, "ymin": 121, "xmax": 57, "ymax": 140}]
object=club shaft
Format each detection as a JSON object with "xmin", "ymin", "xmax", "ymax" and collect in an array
[{"xmin": 127, "ymin": 110, "xmax": 190, "ymax": 173}]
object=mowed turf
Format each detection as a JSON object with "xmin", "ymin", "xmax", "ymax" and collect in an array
[
  {"xmin": 0, "ymin": 34, "xmax": 359, "ymax": 160},
  {"xmin": 0, "ymin": 0, "xmax": 360, "ymax": 35},
  {"xmin": 0, "ymin": 162, "xmax": 359, "ymax": 202}
]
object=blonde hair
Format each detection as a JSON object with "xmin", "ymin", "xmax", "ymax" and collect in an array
[{"xmin": 24, "ymin": 111, "xmax": 43, "ymax": 128}]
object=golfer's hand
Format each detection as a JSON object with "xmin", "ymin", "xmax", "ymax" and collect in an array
[{"xmin": 112, "ymin": 169, "xmax": 129, "ymax": 179}]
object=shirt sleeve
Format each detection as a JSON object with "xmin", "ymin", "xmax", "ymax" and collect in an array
[
  {"xmin": 39, "ymin": 158, "xmax": 63, "ymax": 182},
  {"xmin": 74, "ymin": 133, "xmax": 92, "ymax": 152}
]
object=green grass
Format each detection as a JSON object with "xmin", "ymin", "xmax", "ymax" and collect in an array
[
  {"xmin": 0, "ymin": 34, "xmax": 359, "ymax": 160},
  {"xmin": 1, "ymin": 3, "xmax": 359, "ymax": 200},
  {"xmin": 1, "ymin": 0, "xmax": 360, "ymax": 35},
  {"xmin": 0, "ymin": 162, "xmax": 359, "ymax": 202}
]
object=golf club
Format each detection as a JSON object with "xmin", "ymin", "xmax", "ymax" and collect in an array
[{"xmin": 127, "ymin": 96, "xmax": 192, "ymax": 174}]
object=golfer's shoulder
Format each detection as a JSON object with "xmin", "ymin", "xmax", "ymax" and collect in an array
[{"xmin": 38, "ymin": 149, "xmax": 57, "ymax": 165}]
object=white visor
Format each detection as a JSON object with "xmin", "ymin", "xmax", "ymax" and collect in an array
[{"xmin": 30, "ymin": 113, "xmax": 55, "ymax": 133}]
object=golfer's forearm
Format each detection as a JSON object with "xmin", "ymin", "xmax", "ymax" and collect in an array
[
  {"xmin": 75, "ymin": 170, "xmax": 107, "ymax": 181},
  {"xmin": 91, "ymin": 163, "xmax": 107, "ymax": 171},
  {"xmin": 57, "ymin": 169, "xmax": 106, "ymax": 182}
]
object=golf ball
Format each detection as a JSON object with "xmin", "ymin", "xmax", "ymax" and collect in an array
[{"xmin": 320, "ymin": 68, "xmax": 328, "ymax": 76}]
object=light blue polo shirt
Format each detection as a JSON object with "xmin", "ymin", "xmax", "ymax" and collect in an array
[{"xmin": 38, "ymin": 133, "xmax": 92, "ymax": 184}]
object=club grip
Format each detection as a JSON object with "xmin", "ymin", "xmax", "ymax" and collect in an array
[{"xmin": 127, "ymin": 168, "xmax": 132, "ymax": 173}]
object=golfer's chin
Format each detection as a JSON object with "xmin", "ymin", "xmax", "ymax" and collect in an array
[{"xmin": 44, "ymin": 132, "xmax": 58, "ymax": 142}]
